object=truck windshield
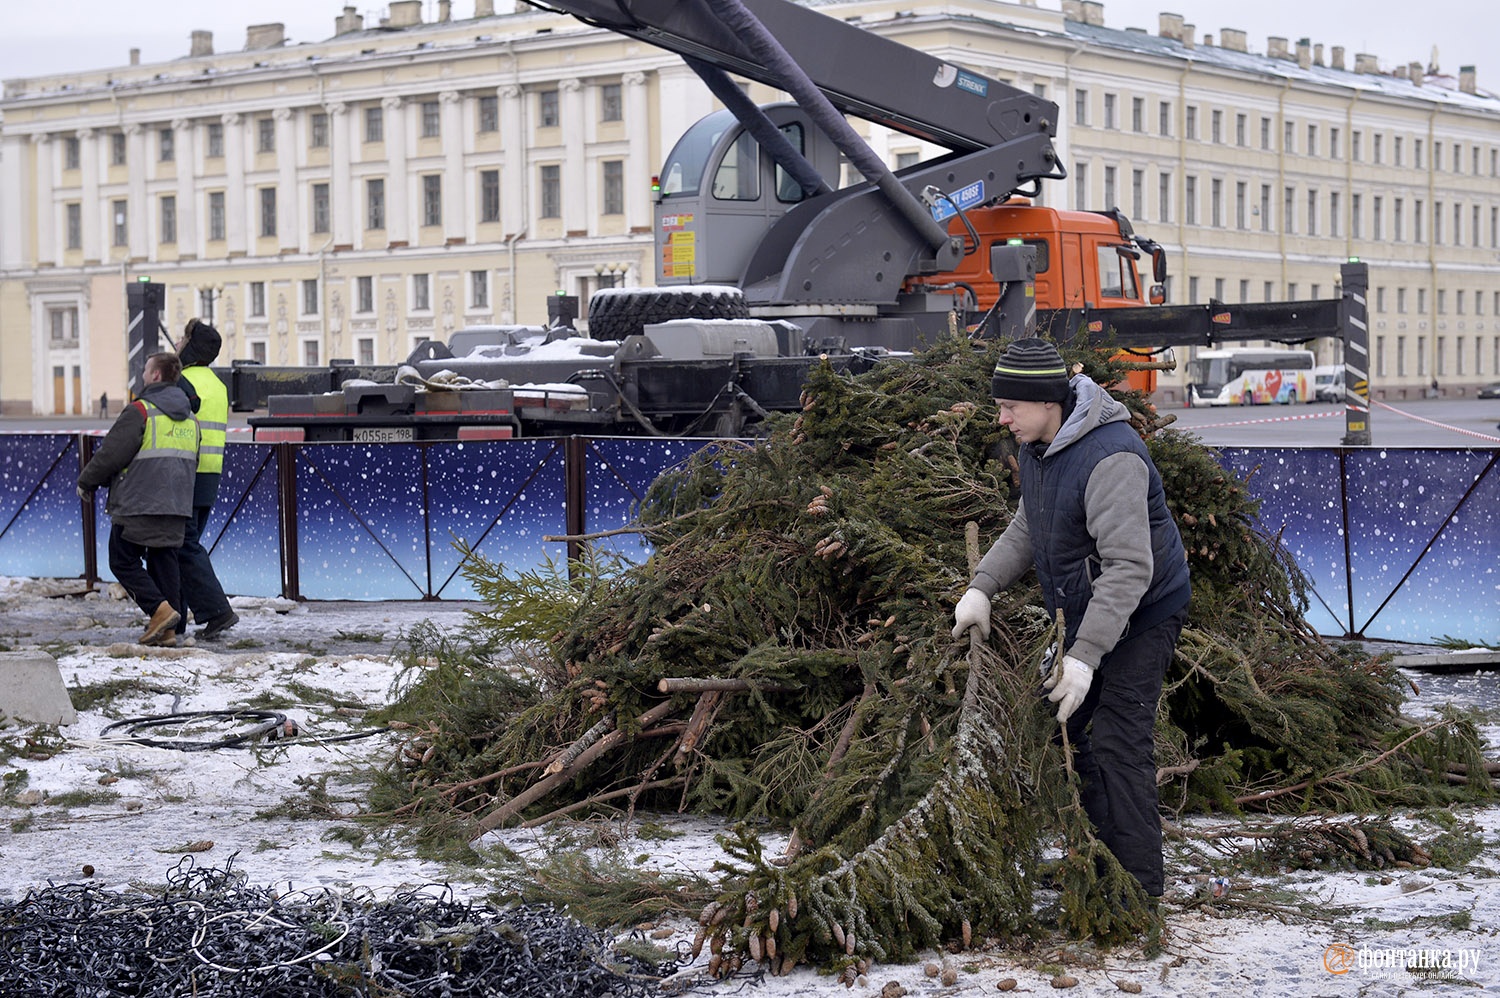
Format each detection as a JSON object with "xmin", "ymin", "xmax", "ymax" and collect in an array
[{"xmin": 659, "ymin": 110, "xmax": 735, "ymax": 197}]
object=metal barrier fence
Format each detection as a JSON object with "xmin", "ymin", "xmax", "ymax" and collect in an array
[{"xmin": 5, "ymin": 433, "xmax": 1495, "ymax": 646}]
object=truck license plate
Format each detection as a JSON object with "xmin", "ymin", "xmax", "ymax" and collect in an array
[{"xmin": 352, "ymin": 426, "xmax": 414, "ymax": 443}]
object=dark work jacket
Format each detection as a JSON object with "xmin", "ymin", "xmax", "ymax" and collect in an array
[{"xmin": 78, "ymin": 381, "xmax": 198, "ymax": 548}]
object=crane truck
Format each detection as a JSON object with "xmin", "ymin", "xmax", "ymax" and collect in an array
[{"xmin": 241, "ymin": 0, "xmax": 1371, "ymax": 444}]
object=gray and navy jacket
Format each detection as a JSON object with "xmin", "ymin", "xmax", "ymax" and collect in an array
[{"xmin": 970, "ymin": 375, "xmax": 1190, "ymax": 667}]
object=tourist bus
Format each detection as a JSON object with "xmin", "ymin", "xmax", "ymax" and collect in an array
[{"xmin": 1186, "ymin": 348, "xmax": 1316, "ymax": 406}]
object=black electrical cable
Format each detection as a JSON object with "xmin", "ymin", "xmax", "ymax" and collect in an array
[{"xmin": 98, "ymin": 710, "xmax": 391, "ymax": 751}]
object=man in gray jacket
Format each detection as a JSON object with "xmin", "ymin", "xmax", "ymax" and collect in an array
[
  {"xmin": 78, "ymin": 353, "xmax": 200, "ymax": 647},
  {"xmin": 952, "ymin": 338, "xmax": 1190, "ymax": 897}
]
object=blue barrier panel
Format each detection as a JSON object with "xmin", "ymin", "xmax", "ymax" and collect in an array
[
  {"xmin": 1344, "ymin": 448, "xmax": 1498, "ymax": 644},
  {"xmin": 1217, "ymin": 448, "xmax": 1348, "ymax": 638},
  {"xmin": 583, "ymin": 437, "xmax": 707, "ymax": 563},
  {"xmin": 0, "ymin": 434, "xmax": 85, "ymax": 579},
  {"xmin": 293, "ymin": 439, "xmax": 570, "ymax": 600},
  {"xmin": 424, "ymin": 439, "xmax": 570, "ymax": 599},
  {"xmin": 206, "ymin": 443, "xmax": 283, "ymax": 598}
]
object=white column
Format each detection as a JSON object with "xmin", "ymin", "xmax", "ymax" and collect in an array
[
  {"xmin": 77, "ymin": 128, "xmax": 100, "ymax": 261},
  {"xmin": 623, "ymin": 71, "xmax": 650, "ymax": 233},
  {"xmin": 382, "ymin": 97, "xmax": 407, "ymax": 243},
  {"xmin": 222, "ymin": 113, "xmax": 247, "ymax": 255},
  {"xmin": 560, "ymin": 78, "xmax": 586, "ymax": 233},
  {"xmin": 31, "ymin": 135, "xmax": 55, "ymax": 265},
  {"xmin": 499, "ymin": 85, "xmax": 525, "ymax": 235},
  {"xmin": 125, "ymin": 123, "xmax": 148, "ymax": 259},
  {"xmin": 656, "ymin": 63, "xmax": 713, "ymax": 167},
  {"xmin": 326, "ymin": 102, "xmax": 351, "ymax": 248},
  {"xmin": 275, "ymin": 107, "xmax": 298, "ymax": 250},
  {"xmin": 172, "ymin": 118, "xmax": 197, "ymax": 258},
  {"xmin": 0, "ymin": 134, "xmax": 26, "ymax": 268},
  {"xmin": 440, "ymin": 90, "xmax": 465, "ymax": 242}
]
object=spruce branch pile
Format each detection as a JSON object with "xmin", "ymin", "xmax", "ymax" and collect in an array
[{"xmin": 375, "ymin": 335, "xmax": 1490, "ymax": 973}]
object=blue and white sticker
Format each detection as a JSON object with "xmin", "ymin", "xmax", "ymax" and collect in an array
[
  {"xmin": 930, "ymin": 180, "xmax": 986, "ymax": 222},
  {"xmin": 955, "ymin": 70, "xmax": 989, "ymax": 97}
]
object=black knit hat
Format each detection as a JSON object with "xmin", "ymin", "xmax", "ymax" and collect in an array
[{"xmin": 991, "ymin": 338, "xmax": 1071, "ymax": 402}]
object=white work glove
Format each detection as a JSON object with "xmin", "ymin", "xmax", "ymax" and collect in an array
[
  {"xmin": 1042, "ymin": 655, "xmax": 1095, "ymax": 723},
  {"xmin": 951, "ymin": 588, "xmax": 992, "ymax": 640}
]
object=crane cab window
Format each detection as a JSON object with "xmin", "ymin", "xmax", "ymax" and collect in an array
[
  {"xmin": 775, "ymin": 123, "xmax": 807, "ymax": 203},
  {"xmin": 713, "ymin": 131, "xmax": 760, "ymax": 200},
  {"xmin": 1097, "ymin": 245, "xmax": 1140, "ymax": 300}
]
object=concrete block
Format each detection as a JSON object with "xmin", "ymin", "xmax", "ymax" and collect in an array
[{"xmin": 0, "ymin": 651, "xmax": 77, "ymax": 726}]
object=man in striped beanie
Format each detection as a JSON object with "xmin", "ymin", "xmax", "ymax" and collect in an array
[{"xmin": 952, "ymin": 337, "xmax": 1191, "ymax": 899}]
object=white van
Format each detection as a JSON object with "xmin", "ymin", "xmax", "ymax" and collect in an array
[{"xmin": 1313, "ymin": 366, "xmax": 1344, "ymax": 402}]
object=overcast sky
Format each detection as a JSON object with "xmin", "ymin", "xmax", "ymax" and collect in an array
[{"xmin": 0, "ymin": 0, "xmax": 1491, "ymax": 85}]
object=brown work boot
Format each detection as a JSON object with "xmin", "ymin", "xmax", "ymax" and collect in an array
[{"xmin": 141, "ymin": 601, "xmax": 180, "ymax": 645}]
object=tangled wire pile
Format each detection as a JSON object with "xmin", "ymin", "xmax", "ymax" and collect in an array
[{"xmin": 0, "ymin": 857, "xmax": 676, "ymax": 997}]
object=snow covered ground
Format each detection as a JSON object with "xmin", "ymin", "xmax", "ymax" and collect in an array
[{"xmin": 0, "ymin": 577, "xmax": 1496, "ymax": 995}]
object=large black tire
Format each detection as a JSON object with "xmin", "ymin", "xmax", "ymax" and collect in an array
[{"xmin": 586, "ymin": 286, "xmax": 750, "ymax": 340}]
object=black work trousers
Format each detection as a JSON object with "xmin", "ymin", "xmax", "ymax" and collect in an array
[
  {"xmin": 176, "ymin": 503, "xmax": 232, "ymax": 633},
  {"xmin": 1063, "ymin": 604, "xmax": 1189, "ymax": 897},
  {"xmin": 108, "ymin": 524, "xmax": 182, "ymax": 620}
]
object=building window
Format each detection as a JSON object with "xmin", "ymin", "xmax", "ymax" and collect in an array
[
  {"xmin": 1157, "ymin": 171, "xmax": 1170, "ymax": 223},
  {"xmin": 1260, "ymin": 116, "xmax": 1271, "ymax": 150},
  {"xmin": 257, "ymin": 117, "xmax": 275, "ymax": 153},
  {"xmin": 478, "ymin": 95, "xmax": 499, "ymax": 132},
  {"xmin": 1283, "ymin": 186, "xmax": 1295, "ymax": 234},
  {"xmin": 1103, "ymin": 93, "xmax": 1117, "ymax": 130},
  {"xmin": 1395, "ymin": 136, "xmax": 1404, "ymax": 166},
  {"xmin": 1473, "ymin": 204, "xmax": 1482, "ymax": 247},
  {"xmin": 1264, "ymin": 281, "xmax": 1274, "ymax": 302},
  {"xmin": 895, "ymin": 151, "xmax": 920, "ymax": 170},
  {"xmin": 111, "ymin": 132, "xmax": 127, "ymax": 166},
  {"xmin": 159, "ymin": 128, "xmax": 174, "ymax": 162},
  {"xmin": 1330, "ymin": 191, "xmax": 1340, "ymax": 238},
  {"xmin": 300, "ymin": 278, "xmax": 318, "ymax": 316},
  {"xmin": 112, "ymin": 200, "xmax": 128, "ymax": 246},
  {"xmin": 1188, "ymin": 276, "xmax": 1198, "ymax": 303},
  {"xmin": 1074, "ymin": 162, "xmax": 1088, "ymax": 209},
  {"xmin": 1351, "ymin": 193, "xmax": 1362, "ymax": 238},
  {"xmin": 1376, "ymin": 286, "xmax": 1387, "ymax": 312},
  {"xmin": 1184, "ymin": 175, "xmax": 1197, "ymax": 225},
  {"xmin": 1306, "ymin": 124, "xmax": 1317, "ymax": 156},
  {"xmin": 64, "ymin": 136, "xmax": 80, "ymax": 170},
  {"xmin": 1103, "ymin": 165, "xmax": 1116, "ymax": 210},
  {"xmin": 302, "ymin": 339, "xmax": 320, "ymax": 366},
  {"xmin": 421, "ymin": 101, "xmax": 440, "ymax": 138},
  {"xmin": 1235, "ymin": 181, "xmax": 1246, "ymax": 229},
  {"xmin": 357, "ymin": 275, "xmax": 374, "ymax": 313},
  {"xmin": 471, "ymin": 270, "xmax": 489, "ymax": 309},
  {"xmin": 1434, "ymin": 201, "xmax": 1443, "ymax": 244},
  {"xmin": 422, "ymin": 175, "xmax": 442, "ymax": 227},
  {"xmin": 160, "ymin": 195, "xmax": 177, "ymax": 244},
  {"xmin": 49, "ymin": 308, "xmax": 78, "ymax": 348},
  {"xmin": 600, "ymin": 82, "xmax": 622, "ymax": 122},
  {"xmin": 1393, "ymin": 198, "xmax": 1403, "ymax": 241},
  {"xmin": 367, "ymin": 178, "xmax": 385, "ymax": 229},
  {"xmin": 365, "ymin": 106, "xmax": 384, "ymax": 143},
  {"xmin": 1416, "ymin": 138, "xmax": 1424, "ymax": 167},
  {"xmin": 356, "ymin": 337, "xmax": 375, "ymax": 365},
  {"xmin": 1260, "ymin": 184, "xmax": 1271, "ymax": 232},
  {"xmin": 312, "ymin": 183, "xmax": 330, "ymax": 234},
  {"xmin": 250, "ymin": 282, "xmax": 266, "ymax": 317},
  {"xmin": 1397, "ymin": 288, "xmax": 1406, "ymax": 313},
  {"xmin": 412, "ymin": 274, "xmax": 431, "ymax": 311},
  {"xmin": 1373, "ymin": 133, "xmax": 1383, "ymax": 164},
  {"xmin": 1131, "ymin": 169, "xmax": 1144, "ymax": 220},
  {"xmin": 207, "ymin": 122, "xmax": 223, "ymax": 158},
  {"xmin": 1284, "ymin": 120, "xmax": 1294, "ymax": 153},
  {"xmin": 539, "ymin": 89, "xmax": 559, "ymax": 127},
  {"xmin": 1235, "ymin": 113, "xmax": 1246, "ymax": 146},
  {"xmin": 603, "ymin": 160, "xmax": 624, "ymax": 215},
  {"xmin": 310, "ymin": 112, "xmax": 328, "ymax": 148},
  {"xmin": 1185, "ymin": 105, "xmax": 1197, "ymax": 140},
  {"xmin": 1306, "ymin": 189, "xmax": 1317, "ymax": 236},
  {"xmin": 1158, "ymin": 101, "xmax": 1171, "ymax": 137},
  {"xmin": 208, "ymin": 191, "xmax": 225, "ymax": 241},
  {"xmin": 1074, "ymin": 88, "xmax": 1087, "ymax": 126},
  {"xmin": 1210, "ymin": 109, "xmax": 1221, "ymax": 144},
  {"xmin": 249, "ymin": 340, "xmax": 267, "ymax": 364},
  {"xmin": 1352, "ymin": 130, "xmax": 1362, "ymax": 162},
  {"xmin": 1131, "ymin": 96, "xmax": 1143, "ymax": 132},
  {"xmin": 540, "ymin": 164, "xmax": 561, "ymax": 218},
  {"xmin": 1372, "ymin": 196, "xmax": 1383, "ymax": 240},
  {"xmin": 480, "ymin": 169, "xmax": 500, "ymax": 223},
  {"xmin": 1329, "ymin": 127, "xmax": 1340, "ymax": 159},
  {"xmin": 259, "ymin": 187, "xmax": 277, "ymax": 237},
  {"xmin": 66, "ymin": 203, "xmax": 81, "ymax": 249}
]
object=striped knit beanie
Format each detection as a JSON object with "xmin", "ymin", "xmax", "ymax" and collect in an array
[{"xmin": 991, "ymin": 338, "xmax": 1071, "ymax": 402}]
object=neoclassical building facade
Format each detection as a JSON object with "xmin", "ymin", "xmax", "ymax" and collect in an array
[{"xmin": 1, "ymin": 0, "xmax": 1497, "ymax": 413}]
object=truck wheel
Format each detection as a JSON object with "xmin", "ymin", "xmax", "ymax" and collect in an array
[{"xmin": 587, "ymin": 287, "xmax": 750, "ymax": 340}]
